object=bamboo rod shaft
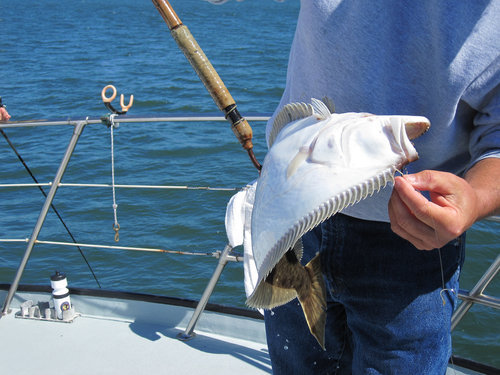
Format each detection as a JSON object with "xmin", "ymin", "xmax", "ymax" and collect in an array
[
  {"xmin": 171, "ymin": 25, "xmax": 235, "ymax": 111},
  {"xmin": 152, "ymin": 0, "xmax": 260, "ymax": 169}
]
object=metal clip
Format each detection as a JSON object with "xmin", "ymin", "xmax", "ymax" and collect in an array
[{"xmin": 113, "ymin": 223, "xmax": 120, "ymax": 242}]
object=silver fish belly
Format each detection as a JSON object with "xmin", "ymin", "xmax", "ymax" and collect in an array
[{"xmin": 246, "ymin": 98, "xmax": 430, "ymax": 349}]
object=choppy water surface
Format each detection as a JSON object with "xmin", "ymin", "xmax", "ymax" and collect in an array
[{"xmin": 0, "ymin": 0, "xmax": 498, "ymax": 368}]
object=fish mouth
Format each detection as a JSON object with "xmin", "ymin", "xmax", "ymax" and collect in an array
[
  {"xmin": 405, "ymin": 120, "xmax": 430, "ymax": 140},
  {"xmin": 394, "ymin": 116, "xmax": 430, "ymax": 164}
]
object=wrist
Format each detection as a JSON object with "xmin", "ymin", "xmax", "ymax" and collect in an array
[{"xmin": 465, "ymin": 158, "xmax": 500, "ymax": 220}]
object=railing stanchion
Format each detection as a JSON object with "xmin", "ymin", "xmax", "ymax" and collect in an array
[
  {"xmin": 177, "ymin": 243, "xmax": 233, "ymax": 340},
  {"xmin": 451, "ymin": 254, "xmax": 500, "ymax": 331}
]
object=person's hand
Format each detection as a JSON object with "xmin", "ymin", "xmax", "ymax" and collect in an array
[
  {"xmin": 0, "ymin": 106, "xmax": 11, "ymax": 121},
  {"xmin": 388, "ymin": 170, "xmax": 479, "ymax": 250}
]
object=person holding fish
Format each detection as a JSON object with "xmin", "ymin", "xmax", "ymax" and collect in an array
[{"xmin": 231, "ymin": 1, "xmax": 500, "ymax": 374}]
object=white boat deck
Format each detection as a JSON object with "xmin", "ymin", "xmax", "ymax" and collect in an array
[
  {"xmin": 2, "ymin": 288, "xmax": 495, "ymax": 374},
  {"xmin": 0, "ymin": 288, "xmax": 489, "ymax": 375},
  {"xmin": 0, "ymin": 289, "xmax": 271, "ymax": 374}
]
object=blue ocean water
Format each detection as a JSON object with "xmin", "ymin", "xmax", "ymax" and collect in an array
[{"xmin": 0, "ymin": 0, "xmax": 498, "ymax": 368}]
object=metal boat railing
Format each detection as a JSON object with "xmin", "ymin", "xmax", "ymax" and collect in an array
[
  {"xmin": 452, "ymin": 251, "xmax": 500, "ymax": 331},
  {"xmin": 1, "ymin": 115, "xmax": 498, "ymax": 343},
  {"xmin": 0, "ymin": 114, "xmax": 264, "ymax": 315}
]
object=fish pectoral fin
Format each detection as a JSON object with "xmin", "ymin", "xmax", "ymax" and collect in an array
[
  {"xmin": 286, "ymin": 147, "xmax": 309, "ymax": 178},
  {"xmin": 297, "ymin": 253, "xmax": 327, "ymax": 350}
]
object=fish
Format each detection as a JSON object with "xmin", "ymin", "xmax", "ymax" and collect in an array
[{"xmin": 245, "ymin": 98, "xmax": 430, "ymax": 349}]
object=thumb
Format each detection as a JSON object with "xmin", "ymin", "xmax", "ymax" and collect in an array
[
  {"xmin": 402, "ymin": 170, "xmax": 457, "ymax": 196},
  {"xmin": 401, "ymin": 170, "xmax": 476, "ymax": 217},
  {"xmin": 394, "ymin": 171, "xmax": 457, "ymax": 226}
]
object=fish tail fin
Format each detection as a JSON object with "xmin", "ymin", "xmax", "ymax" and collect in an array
[{"xmin": 297, "ymin": 253, "xmax": 327, "ymax": 350}]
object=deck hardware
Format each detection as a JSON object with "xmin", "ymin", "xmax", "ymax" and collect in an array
[
  {"xmin": 51, "ymin": 271, "xmax": 72, "ymax": 320},
  {"xmin": 28, "ymin": 304, "xmax": 40, "ymax": 318},
  {"xmin": 101, "ymin": 85, "xmax": 134, "ymax": 115},
  {"xmin": 113, "ymin": 223, "xmax": 120, "ymax": 242},
  {"xmin": 16, "ymin": 300, "xmax": 78, "ymax": 323}
]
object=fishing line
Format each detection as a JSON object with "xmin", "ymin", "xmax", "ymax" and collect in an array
[
  {"xmin": 437, "ymin": 248, "xmax": 457, "ymax": 306},
  {"xmin": 431, "ymin": 213, "xmax": 456, "ymax": 306},
  {"xmin": 0, "ymin": 128, "xmax": 102, "ymax": 288},
  {"xmin": 438, "ymin": 246, "xmax": 458, "ymax": 373},
  {"xmin": 427, "ymin": 182, "xmax": 457, "ymax": 372},
  {"xmin": 432, "ymin": 246, "xmax": 456, "ymax": 375}
]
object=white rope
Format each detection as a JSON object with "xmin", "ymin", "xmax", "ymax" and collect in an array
[{"xmin": 109, "ymin": 114, "xmax": 120, "ymax": 242}]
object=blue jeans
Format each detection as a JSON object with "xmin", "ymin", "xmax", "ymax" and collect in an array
[{"xmin": 264, "ymin": 214, "xmax": 465, "ymax": 375}]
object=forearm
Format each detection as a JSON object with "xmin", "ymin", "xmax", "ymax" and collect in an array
[{"xmin": 464, "ymin": 157, "xmax": 500, "ymax": 220}]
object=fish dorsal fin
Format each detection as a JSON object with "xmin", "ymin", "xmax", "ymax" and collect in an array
[
  {"xmin": 268, "ymin": 98, "xmax": 335, "ymax": 148},
  {"xmin": 268, "ymin": 102, "xmax": 313, "ymax": 147},
  {"xmin": 321, "ymin": 96, "xmax": 335, "ymax": 114},
  {"xmin": 311, "ymin": 98, "xmax": 332, "ymax": 120}
]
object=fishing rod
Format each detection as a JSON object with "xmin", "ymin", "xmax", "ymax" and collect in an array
[{"xmin": 152, "ymin": 0, "xmax": 262, "ymax": 171}]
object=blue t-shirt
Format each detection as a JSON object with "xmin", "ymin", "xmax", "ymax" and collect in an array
[{"xmin": 267, "ymin": 0, "xmax": 500, "ymax": 222}]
